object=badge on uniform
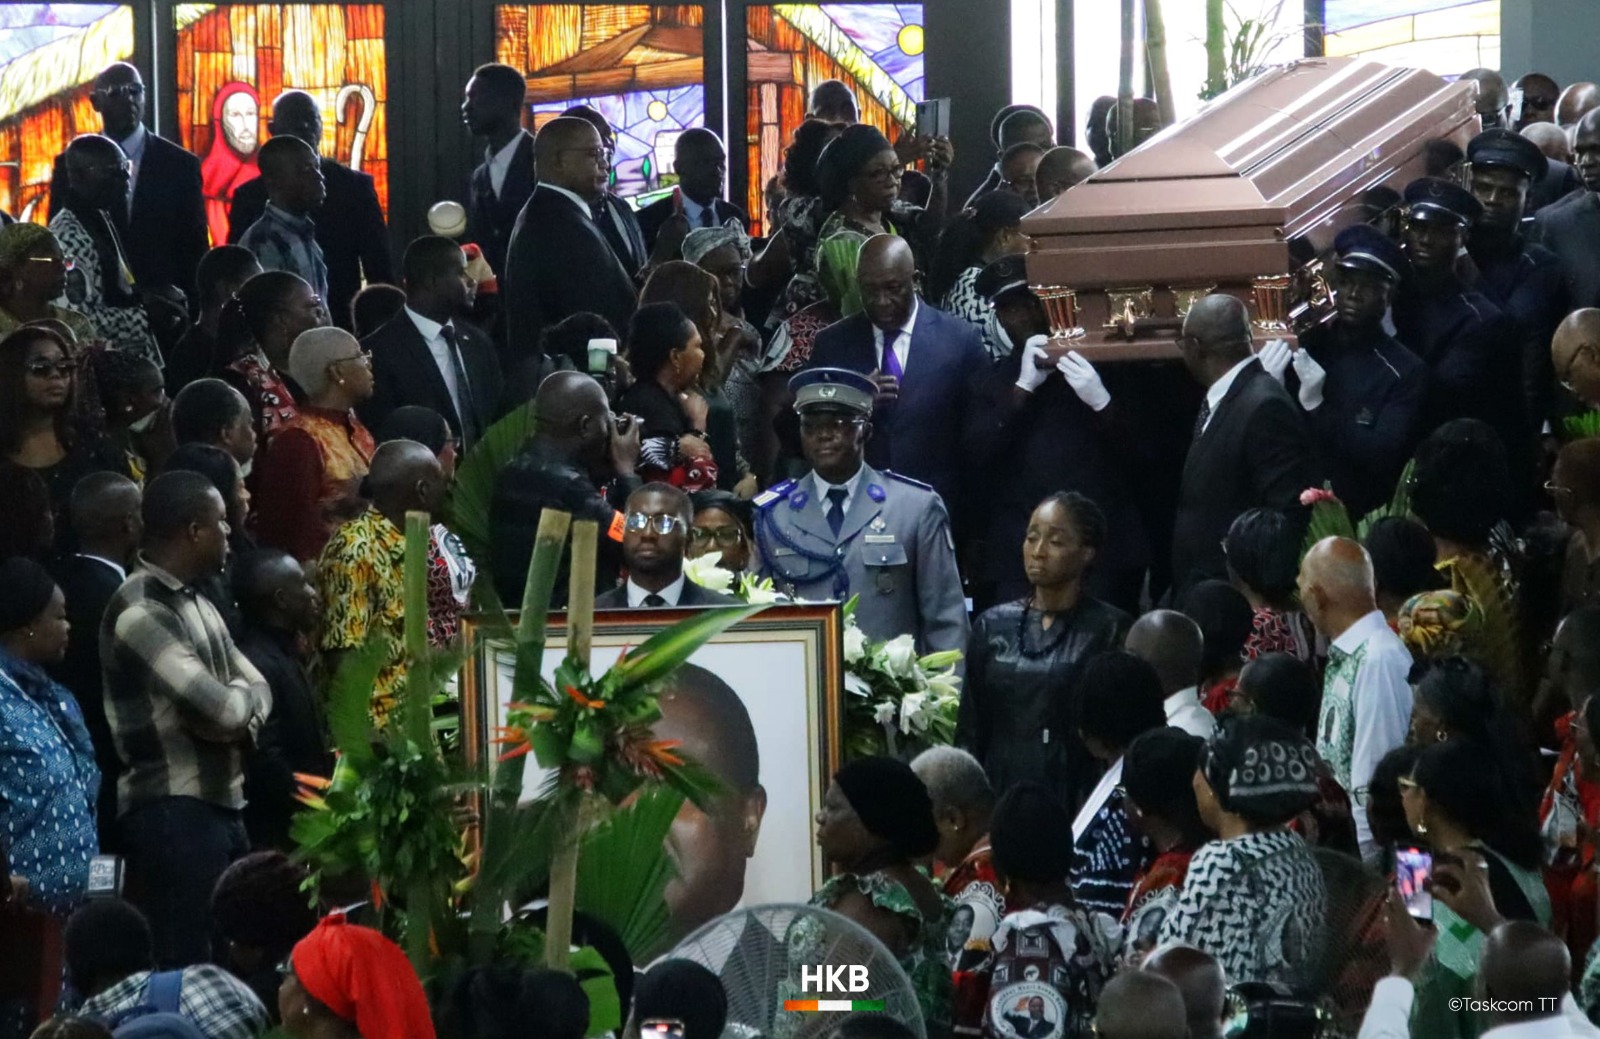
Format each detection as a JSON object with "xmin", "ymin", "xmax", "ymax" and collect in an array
[
  {"xmin": 867, "ymin": 484, "xmax": 887, "ymax": 503},
  {"xmin": 790, "ymin": 492, "xmax": 809, "ymax": 510}
]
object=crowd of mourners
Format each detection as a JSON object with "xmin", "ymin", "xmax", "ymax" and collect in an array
[{"xmin": 10, "ymin": 49, "xmax": 1600, "ymax": 1039}]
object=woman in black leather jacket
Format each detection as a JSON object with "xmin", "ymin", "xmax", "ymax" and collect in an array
[{"xmin": 955, "ymin": 491, "xmax": 1131, "ymax": 814}]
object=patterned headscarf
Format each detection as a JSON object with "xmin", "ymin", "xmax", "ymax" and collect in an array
[
  {"xmin": 816, "ymin": 229, "xmax": 868, "ymax": 317},
  {"xmin": 682, "ymin": 223, "xmax": 751, "ymax": 266},
  {"xmin": 1397, "ymin": 588, "xmax": 1482, "ymax": 659},
  {"xmin": 0, "ymin": 222, "xmax": 54, "ymax": 277},
  {"xmin": 1201, "ymin": 714, "xmax": 1321, "ymax": 824}
]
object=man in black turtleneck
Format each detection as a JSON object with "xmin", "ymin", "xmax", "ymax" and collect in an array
[
  {"xmin": 1270, "ymin": 225, "xmax": 1425, "ymax": 516},
  {"xmin": 1465, "ymin": 128, "xmax": 1568, "ymax": 436},
  {"xmin": 1392, "ymin": 177, "xmax": 1530, "ymax": 495}
]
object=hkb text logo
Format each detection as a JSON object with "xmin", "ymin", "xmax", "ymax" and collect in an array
[{"xmin": 801, "ymin": 965, "xmax": 870, "ymax": 993}]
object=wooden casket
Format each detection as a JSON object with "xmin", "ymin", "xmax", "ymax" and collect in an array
[{"xmin": 1023, "ymin": 57, "xmax": 1480, "ymax": 360}]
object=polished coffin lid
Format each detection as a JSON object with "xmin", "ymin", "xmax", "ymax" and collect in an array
[{"xmin": 1024, "ymin": 57, "xmax": 1478, "ymax": 294}]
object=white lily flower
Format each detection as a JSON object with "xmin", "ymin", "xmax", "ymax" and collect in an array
[
  {"xmin": 845, "ymin": 672, "xmax": 874, "ymax": 698},
  {"xmin": 682, "ymin": 551, "xmax": 734, "ymax": 593},
  {"xmin": 843, "ymin": 624, "xmax": 868, "ymax": 664},
  {"xmin": 882, "ymin": 635, "xmax": 919, "ymax": 679},
  {"xmin": 873, "ymin": 701, "xmax": 898, "ymax": 726},
  {"xmin": 900, "ymin": 691, "xmax": 929, "ymax": 733}
]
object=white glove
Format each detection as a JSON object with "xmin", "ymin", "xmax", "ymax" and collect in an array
[
  {"xmin": 1014, "ymin": 335, "xmax": 1052, "ymax": 393},
  {"xmin": 1257, "ymin": 338, "xmax": 1292, "ymax": 383},
  {"xmin": 1292, "ymin": 348, "xmax": 1326, "ymax": 411},
  {"xmin": 1057, "ymin": 351, "xmax": 1112, "ymax": 412}
]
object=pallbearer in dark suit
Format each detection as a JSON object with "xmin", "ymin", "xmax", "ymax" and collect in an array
[
  {"xmin": 50, "ymin": 63, "xmax": 208, "ymax": 306},
  {"xmin": 462, "ymin": 64, "xmax": 535, "ymax": 282},
  {"xmin": 594, "ymin": 483, "xmax": 740, "ymax": 609},
  {"xmin": 1533, "ymin": 110, "xmax": 1600, "ymax": 310},
  {"xmin": 1265, "ymin": 226, "xmax": 1425, "ymax": 517},
  {"xmin": 803, "ymin": 234, "xmax": 988, "ymax": 528},
  {"xmin": 503, "ymin": 118, "xmax": 638, "ymax": 367},
  {"xmin": 1465, "ymin": 128, "xmax": 1569, "ymax": 432},
  {"xmin": 227, "ymin": 90, "xmax": 394, "ymax": 333},
  {"xmin": 636, "ymin": 128, "xmax": 750, "ymax": 257},
  {"xmin": 755, "ymin": 368, "xmax": 969, "ymax": 658},
  {"xmin": 1393, "ymin": 178, "xmax": 1531, "ymax": 495},
  {"xmin": 357, "ymin": 236, "xmax": 502, "ymax": 449},
  {"xmin": 1169, "ymin": 296, "xmax": 1317, "ymax": 595}
]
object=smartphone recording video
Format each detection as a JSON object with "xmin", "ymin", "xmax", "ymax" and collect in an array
[{"xmin": 1395, "ymin": 845, "xmax": 1433, "ymax": 921}]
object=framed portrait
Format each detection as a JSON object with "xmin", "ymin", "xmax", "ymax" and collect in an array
[{"xmin": 461, "ymin": 604, "xmax": 845, "ymax": 944}]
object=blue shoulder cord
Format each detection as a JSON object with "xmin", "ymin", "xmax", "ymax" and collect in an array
[{"xmin": 754, "ymin": 506, "xmax": 856, "ymax": 599}]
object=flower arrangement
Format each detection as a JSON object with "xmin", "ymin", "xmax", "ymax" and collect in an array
[
  {"xmin": 685, "ymin": 557, "xmax": 963, "ymax": 761},
  {"xmin": 1297, "ymin": 462, "xmax": 1416, "ymax": 560}
]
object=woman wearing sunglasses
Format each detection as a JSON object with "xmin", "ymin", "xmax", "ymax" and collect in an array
[
  {"xmin": 0, "ymin": 222, "xmax": 97, "ymax": 346},
  {"xmin": 0, "ymin": 325, "xmax": 123, "ymax": 547}
]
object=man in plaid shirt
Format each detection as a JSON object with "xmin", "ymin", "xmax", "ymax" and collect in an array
[
  {"xmin": 68, "ymin": 898, "xmax": 268, "ymax": 1039},
  {"xmin": 237, "ymin": 135, "xmax": 329, "ymax": 304},
  {"xmin": 103, "ymin": 471, "xmax": 272, "ymax": 968}
]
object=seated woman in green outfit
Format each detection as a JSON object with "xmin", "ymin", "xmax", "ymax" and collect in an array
[
  {"xmin": 811, "ymin": 755, "xmax": 953, "ymax": 1036},
  {"xmin": 0, "ymin": 222, "xmax": 98, "ymax": 345}
]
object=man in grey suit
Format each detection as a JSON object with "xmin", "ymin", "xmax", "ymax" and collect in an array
[
  {"xmin": 595, "ymin": 483, "xmax": 740, "ymax": 608},
  {"xmin": 754, "ymin": 368, "xmax": 968, "ymax": 659}
]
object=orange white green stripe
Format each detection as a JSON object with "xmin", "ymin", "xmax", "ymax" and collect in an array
[{"xmin": 783, "ymin": 1000, "xmax": 887, "ymax": 1012}]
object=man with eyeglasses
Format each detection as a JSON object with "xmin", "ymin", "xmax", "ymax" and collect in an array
[
  {"xmin": 561, "ymin": 104, "xmax": 650, "ymax": 279},
  {"xmin": 1552, "ymin": 308, "xmax": 1600, "ymax": 408},
  {"xmin": 754, "ymin": 367, "xmax": 968, "ymax": 659},
  {"xmin": 595, "ymin": 484, "xmax": 739, "ymax": 609},
  {"xmin": 504, "ymin": 117, "xmax": 638, "ymax": 366},
  {"xmin": 50, "ymin": 62, "xmax": 207, "ymax": 310}
]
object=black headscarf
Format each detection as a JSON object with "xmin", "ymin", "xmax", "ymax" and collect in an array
[
  {"xmin": 990, "ymin": 781, "xmax": 1074, "ymax": 883},
  {"xmin": 633, "ymin": 959, "xmax": 729, "ymax": 1039},
  {"xmin": 834, "ymin": 755, "xmax": 939, "ymax": 860},
  {"xmin": 817, "ymin": 124, "xmax": 895, "ymax": 211},
  {"xmin": 0, "ymin": 556, "xmax": 56, "ymax": 633}
]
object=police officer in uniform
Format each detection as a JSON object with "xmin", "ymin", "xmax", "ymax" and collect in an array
[
  {"xmin": 755, "ymin": 368, "xmax": 969, "ymax": 659},
  {"xmin": 1263, "ymin": 225, "xmax": 1426, "ymax": 515},
  {"xmin": 1392, "ymin": 177, "xmax": 1531, "ymax": 495},
  {"xmin": 1465, "ymin": 128, "xmax": 1569, "ymax": 433}
]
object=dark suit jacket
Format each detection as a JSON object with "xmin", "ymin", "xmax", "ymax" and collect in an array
[
  {"xmin": 229, "ymin": 157, "xmax": 393, "ymax": 331},
  {"xmin": 596, "ymin": 193, "xmax": 650, "ymax": 280},
  {"xmin": 594, "ymin": 579, "xmax": 740, "ymax": 609},
  {"xmin": 51, "ymin": 132, "xmax": 207, "ymax": 297},
  {"xmin": 1171, "ymin": 361, "xmax": 1317, "ymax": 593},
  {"xmin": 47, "ymin": 553, "xmax": 126, "ymax": 850},
  {"xmin": 635, "ymin": 194, "xmax": 750, "ymax": 254},
  {"xmin": 1529, "ymin": 158, "xmax": 1581, "ymax": 214},
  {"xmin": 356, "ymin": 309, "xmax": 503, "ymax": 446},
  {"xmin": 504, "ymin": 184, "xmax": 638, "ymax": 365},
  {"xmin": 468, "ymin": 131, "xmax": 536, "ymax": 280},
  {"xmin": 803, "ymin": 302, "xmax": 988, "ymax": 521},
  {"xmin": 1533, "ymin": 189, "xmax": 1600, "ymax": 310},
  {"xmin": 238, "ymin": 625, "xmax": 332, "ymax": 850}
]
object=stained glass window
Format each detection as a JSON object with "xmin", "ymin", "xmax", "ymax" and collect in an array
[
  {"xmin": 746, "ymin": 3, "xmax": 924, "ymax": 234},
  {"xmin": 0, "ymin": 4, "xmax": 133, "ymax": 224},
  {"xmin": 495, "ymin": 5, "xmax": 706, "ymax": 209},
  {"xmin": 173, "ymin": 3, "xmax": 389, "ymax": 245},
  {"xmin": 1323, "ymin": 0, "xmax": 1500, "ymax": 75}
]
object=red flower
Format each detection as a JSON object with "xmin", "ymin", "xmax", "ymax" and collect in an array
[{"xmin": 1299, "ymin": 487, "xmax": 1340, "ymax": 507}]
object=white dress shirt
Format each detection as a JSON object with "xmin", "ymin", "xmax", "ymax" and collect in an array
[
  {"xmin": 541, "ymin": 182, "xmax": 596, "ymax": 219},
  {"xmin": 811, "ymin": 466, "xmax": 867, "ymax": 520},
  {"xmin": 681, "ymin": 193, "xmax": 717, "ymax": 229},
  {"xmin": 626, "ymin": 574, "xmax": 687, "ymax": 607},
  {"xmin": 871, "ymin": 298, "xmax": 920, "ymax": 375},
  {"xmin": 1164, "ymin": 687, "xmax": 1217, "ymax": 738},
  {"xmin": 1357, "ymin": 976, "xmax": 1600, "ymax": 1039},
  {"xmin": 485, "ymin": 132, "xmax": 525, "ymax": 199},
  {"xmin": 1073, "ymin": 756, "xmax": 1123, "ymax": 843},
  {"xmin": 1199, "ymin": 355, "xmax": 1256, "ymax": 434},
  {"xmin": 79, "ymin": 554, "xmax": 127, "ymax": 581},
  {"xmin": 404, "ymin": 306, "xmax": 466, "ymax": 421}
]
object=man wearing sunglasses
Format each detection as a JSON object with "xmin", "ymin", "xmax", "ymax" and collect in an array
[
  {"xmin": 49, "ymin": 62, "xmax": 207, "ymax": 308},
  {"xmin": 595, "ymin": 484, "xmax": 738, "ymax": 609},
  {"xmin": 754, "ymin": 367, "xmax": 968, "ymax": 660}
]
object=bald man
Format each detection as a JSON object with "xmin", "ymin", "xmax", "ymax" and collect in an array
[
  {"xmin": 503, "ymin": 117, "xmax": 638, "ymax": 365},
  {"xmin": 49, "ymin": 62, "xmax": 207, "ymax": 300},
  {"xmin": 803, "ymin": 234, "xmax": 988, "ymax": 524},
  {"xmin": 1170, "ymin": 294, "xmax": 1315, "ymax": 595},
  {"xmin": 1558, "ymin": 82, "xmax": 1600, "ymax": 129},
  {"xmin": 1535, "ymin": 111, "xmax": 1600, "ymax": 310},
  {"xmin": 237, "ymin": 135, "xmax": 329, "ymax": 302},
  {"xmin": 228, "ymin": 90, "xmax": 392, "ymax": 332},
  {"xmin": 1553, "ymin": 309, "xmax": 1600, "ymax": 407},
  {"xmin": 1034, "ymin": 146, "xmax": 1097, "ymax": 202},
  {"xmin": 1521, "ymin": 120, "xmax": 1585, "ymax": 214},
  {"xmin": 637, "ymin": 127, "xmax": 749, "ymax": 255},
  {"xmin": 1094, "ymin": 971, "xmax": 1188, "ymax": 1039},
  {"xmin": 1124, "ymin": 610, "xmax": 1214, "ymax": 736},
  {"xmin": 1143, "ymin": 945, "xmax": 1227, "ymax": 1039},
  {"xmin": 316, "ymin": 440, "xmax": 447, "ymax": 723},
  {"xmin": 490, "ymin": 371, "xmax": 643, "ymax": 606},
  {"xmin": 1298, "ymin": 536, "xmax": 1412, "ymax": 858}
]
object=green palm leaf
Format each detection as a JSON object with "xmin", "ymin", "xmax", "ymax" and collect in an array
[
  {"xmin": 601, "ymin": 603, "xmax": 765, "ymax": 693},
  {"xmin": 575, "ymin": 787, "xmax": 684, "ymax": 962},
  {"xmin": 445, "ymin": 401, "xmax": 538, "ymax": 567},
  {"xmin": 323, "ymin": 635, "xmax": 391, "ymax": 772}
]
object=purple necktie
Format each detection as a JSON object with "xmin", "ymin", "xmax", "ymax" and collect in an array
[{"xmin": 881, "ymin": 329, "xmax": 905, "ymax": 380}]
